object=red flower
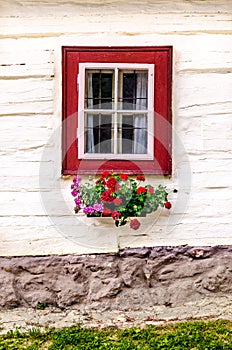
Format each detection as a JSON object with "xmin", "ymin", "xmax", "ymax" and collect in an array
[
  {"xmin": 111, "ymin": 211, "xmax": 122, "ymax": 220},
  {"xmin": 102, "ymin": 171, "xmax": 110, "ymax": 178},
  {"xmin": 106, "ymin": 177, "xmax": 118, "ymax": 190},
  {"xmin": 96, "ymin": 177, "xmax": 106, "ymax": 185},
  {"xmin": 136, "ymin": 186, "xmax": 147, "ymax": 195},
  {"xmin": 136, "ymin": 175, "xmax": 145, "ymax": 181},
  {"xmin": 164, "ymin": 201, "xmax": 172, "ymax": 209},
  {"xmin": 120, "ymin": 174, "xmax": 128, "ymax": 181},
  {"xmin": 102, "ymin": 207, "xmax": 112, "ymax": 216},
  {"xmin": 113, "ymin": 198, "xmax": 123, "ymax": 206},
  {"xmin": 101, "ymin": 190, "xmax": 115, "ymax": 202},
  {"xmin": 130, "ymin": 218, "xmax": 141, "ymax": 230},
  {"xmin": 148, "ymin": 187, "xmax": 154, "ymax": 194}
]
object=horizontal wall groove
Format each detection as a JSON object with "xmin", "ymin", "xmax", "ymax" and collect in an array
[
  {"xmin": 180, "ymin": 101, "xmax": 232, "ymax": 110},
  {"xmin": 0, "ymin": 30, "xmax": 232, "ymax": 40},
  {"xmin": 0, "ymin": 113, "xmax": 52, "ymax": 117},
  {"xmin": 178, "ymin": 68, "xmax": 232, "ymax": 74},
  {"xmin": 0, "ymin": 75, "xmax": 54, "ymax": 80}
]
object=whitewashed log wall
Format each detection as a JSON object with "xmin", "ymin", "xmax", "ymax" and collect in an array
[{"xmin": 0, "ymin": 0, "xmax": 232, "ymax": 256}]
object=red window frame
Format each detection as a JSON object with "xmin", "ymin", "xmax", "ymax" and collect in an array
[{"xmin": 62, "ymin": 46, "xmax": 172, "ymax": 175}]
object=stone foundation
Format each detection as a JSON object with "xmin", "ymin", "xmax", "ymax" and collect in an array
[{"xmin": 0, "ymin": 246, "xmax": 231, "ymax": 311}]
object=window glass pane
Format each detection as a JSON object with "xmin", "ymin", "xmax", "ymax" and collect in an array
[
  {"xmin": 85, "ymin": 113, "xmax": 112, "ymax": 153},
  {"xmin": 119, "ymin": 114, "xmax": 147, "ymax": 154},
  {"xmin": 121, "ymin": 115, "xmax": 133, "ymax": 154},
  {"xmin": 101, "ymin": 74, "xmax": 113, "ymax": 109},
  {"xmin": 134, "ymin": 113, "xmax": 147, "ymax": 154},
  {"xmin": 118, "ymin": 70, "xmax": 148, "ymax": 110},
  {"xmin": 122, "ymin": 73, "xmax": 135, "ymax": 110},
  {"xmin": 135, "ymin": 72, "xmax": 148, "ymax": 110},
  {"xmin": 85, "ymin": 70, "xmax": 114, "ymax": 110},
  {"xmin": 92, "ymin": 74, "xmax": 100, "ymax": 108},
  {"xmin": 99, "ymin": 114, "xmax": 112, "ymax": 153}
]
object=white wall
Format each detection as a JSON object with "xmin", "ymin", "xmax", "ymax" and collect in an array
[{"xmin": 0, "ymin": 0, "xmax": 232, "ymax": 256}]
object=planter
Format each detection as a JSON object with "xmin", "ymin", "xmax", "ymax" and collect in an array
[
  {"xmin": 79, "ymin": 215, "xmax": 115, "ymax": 227},
  {"xmin": 77, "ymin": 213, "xmax": 152, "ymax": 232},
  {"xmin": 71, "ymin": 172, "xmax": 172, "ymax": 233}
]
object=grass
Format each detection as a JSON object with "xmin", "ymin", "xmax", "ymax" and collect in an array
[{"xmin": 0, "ymin": 319, "xmax": 231, "ymax": 349}]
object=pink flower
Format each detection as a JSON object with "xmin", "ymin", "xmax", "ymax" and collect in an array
[
  {"xmin": 93, "ymin": 203, "xmax": 104, "ymax": 212},
  {"xmin": 71, "ymin": 190, "xmax": 78, "ymax": 197},
  {"xmin": 74, "ymin": 197, "xmax": 81, "ymax": 205},
  {"xmin": 73, "ymin": 176, "xmax": 81, "ymax": 185},
  {"xmin": 83, "ymin": 206, "xmax": 95, "ymax": 214},
  {"xmin": 147, "ymin": 187, "xmax": 154, "ymax": 194},
  {"xmin": 130, "ymin": 218, "xmax": 141, "ymax": 230}
]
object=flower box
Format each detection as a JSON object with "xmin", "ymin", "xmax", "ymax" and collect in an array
[{"xmin": 71, "ymin": 171, "xmax": 174, "ymax": 230}]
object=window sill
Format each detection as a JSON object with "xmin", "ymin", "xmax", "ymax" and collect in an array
[{"xmin": 63, "ymin": 159, "xmax": 172, "ymax": 175}]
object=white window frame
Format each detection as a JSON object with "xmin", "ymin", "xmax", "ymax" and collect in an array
[{"xmin": 77, "ymin": 63, "xmax": 155, "ymax": 160}]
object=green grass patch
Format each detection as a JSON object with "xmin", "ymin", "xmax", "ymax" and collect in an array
[{"xmin": 0, "ymin": 319, "xmax": 231, "ymax": 349}]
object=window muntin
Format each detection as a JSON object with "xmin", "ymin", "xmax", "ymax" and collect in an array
[{"xmin": 78, "ymin": 63, "xmax": 154, "ymax": 160}]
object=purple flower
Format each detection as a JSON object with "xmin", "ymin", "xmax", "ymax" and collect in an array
[
  {"xmin": 93, "ymin": 203, "xmax": 104, "ymax": 212},
  {"xmin": 71, "ymin": 190, "xmax": 78, "ymax": 197},
  {"xmin": 73, "ymin": 176, "xmax": 81, "ymax": 185},
  {"xmin": 75, "ymin": 197, "xmax": 82, "ymax": 206},
  {"xmin": 83, "ymin": 206, "xmax": 95, "ymax": 214}
]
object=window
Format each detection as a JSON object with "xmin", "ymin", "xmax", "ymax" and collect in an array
[
  {"xmin": 62, "ymin": 46, "xmax": 172, "ymax": 175},
  {"xmin": 78, "ymin": 63, "xmax": 154, "ymax": 159}
]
